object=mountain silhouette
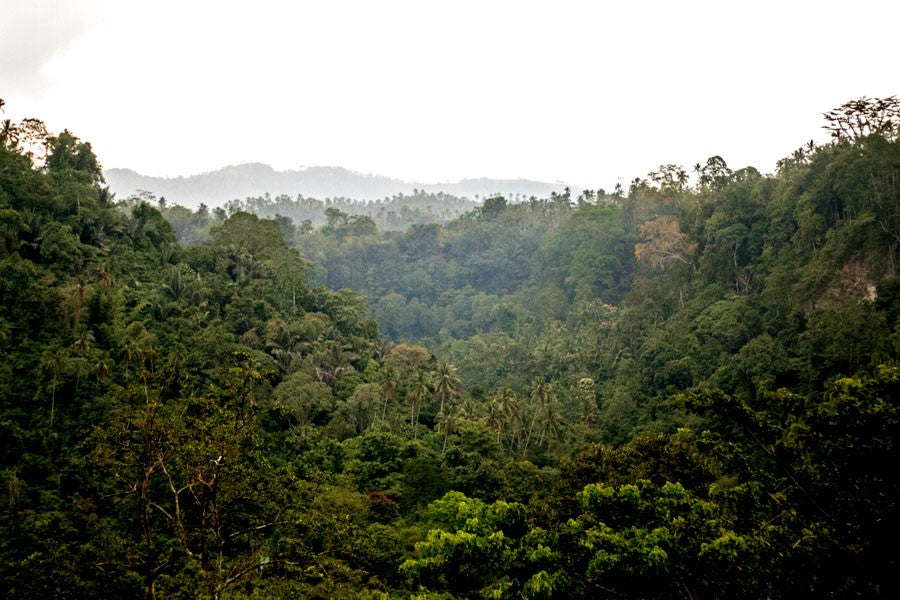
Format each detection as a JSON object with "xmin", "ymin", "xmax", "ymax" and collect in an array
[{"xmin": 104, "ymin": 164, "xmax": 576, "ymax": 207}]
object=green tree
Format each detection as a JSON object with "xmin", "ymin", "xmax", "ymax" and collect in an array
[
  {"xmin": 407, "ymin": 370, "xmax": 431, "ymax": 439},
  {"xmin": 400, "ymin": 491, "xmax": 559, "ymax": 598},
  {"xmin": 432, "ymin": 360, "xmax": 461, "ymax": 417}
]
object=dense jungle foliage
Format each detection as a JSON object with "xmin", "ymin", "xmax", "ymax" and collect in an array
[{"xmin": 1, "ymin": 97, "xmax": 898, "ymax": 598}]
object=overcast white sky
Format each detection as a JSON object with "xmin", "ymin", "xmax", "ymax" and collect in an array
[{"xmin": 1, "ymin": 0, "xmax": 897, "ymax": 189}]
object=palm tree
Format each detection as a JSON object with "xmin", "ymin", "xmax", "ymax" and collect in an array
[
  {"xmin": 40, "ymin": 346, "xmax": 70, "ymax": 428},
  {"xmin": 371, "ymin": 338, "xmax": 393, "ymax": 362},
  {"xmin": 264, "ymin": 319, "xmax": 298, "ymax": 374},
  {"xmin": 458, "ymin": 396, "xmax": 480, "ymax": 421},
  {"xmin": 435, "ymin": 409, "xmax": 457, "ymax": 454},
  {"xmin": 379, "ymin": 365, "xmax": 399, "ymax": 427},
  {"xmin": 0, "ymin": 118, "xmax": 18, "ymax": 147},
  {"xmin": 72, "ymin": 328, "xmax": 95, "ymax": 356},
  {"xmin": 432, "ymin": 361, "xmax": 461, "ymax": 417},
  {"xmin": 539, "ymin": 399, "xmax": 564, "ymax": 448},
  {"xmin": 314, "ymin": 343, "xmax": 355, "ymax": 387},
  {"xmin": 407, "ymin": 371, "xmax": 430, "ymax": 439},
  {"xmin": 94, "ymin": 264, "xmax": 113, "ymax": 291},
  {"xmin": 119, "ymin": 323, "xmax": 151, "ymax": 378},
  {"xmin": 496, "ymin": 388, "xmax": 519, "ymax": 422},
  {"xmin": 95, "ymin": 356, "xmax": 111, "ymax": 381},
  {"xmin": 525, "ymin": 381, "xmax": 550, "ymax": 451},
  {"xmin": 486, "ymin": 401, "xmax": 503, "ymax": 443},
  {"xmin": 494, "ymin": 388, "xmax": 520, "ymax": 452},
  {"xmin": 161, "ymin": 266, "xmax": 188, "ymax": 301}
]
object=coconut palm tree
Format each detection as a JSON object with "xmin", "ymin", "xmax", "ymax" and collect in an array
[
  {"xmin": 457, "ymin": 396, "xmax": 480, "ymax": 421},
  {"xmin": 494, "ymin": 388, "xmax": 521, "ymax": 452},
  {"xmin": 435, "ymin": 409, "xmax": 458, "ymax": 454},
  {"xmin": 0, "ymin": 118, "xmax": 18, "ymax": 148},
  {"xmin": 486, "ymin": 400, "xmax": 503, "ymax": 443},
  {"xmin": 379, "ymin": 365, "xmax": 399, "ymax": 427},
  {"xmin": 539, "ymin": 399, "xmax": 564, "ymax": 448},
  {"xmin": 407, "ymin": 371, "xmax": 430, "ymax": 439},
  {"xmin": 40, "ymin": 346, "xmax": 70, "ymax": 428},
  {"xmin": 432, "ymin": 361, "xmax": 461, "ymax": 417},
  {"xmin": 72, "ymin": 328, "xmax": 95, "ymax": 356},
  {"xmin": 525, "ymin": 381, "xmax": 551, "ymax": 451}
]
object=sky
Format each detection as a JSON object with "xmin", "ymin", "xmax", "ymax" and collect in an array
[{"xmin": 2, "ymin": 0, "xmax": 898, "ymax": 190}]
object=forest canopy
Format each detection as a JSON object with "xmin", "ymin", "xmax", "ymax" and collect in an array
[{"xmin": 0, "ymin": 97, "xmax": 898, "ymax": 598}]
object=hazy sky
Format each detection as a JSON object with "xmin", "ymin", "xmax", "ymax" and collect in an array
[{"xmin": 2, "ymin": 0, "xmax": 897, "ymax": 189}]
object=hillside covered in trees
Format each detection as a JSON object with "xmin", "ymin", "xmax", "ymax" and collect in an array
[{"xmin": 1, "ymin": 97, "xmax": 898, "ymax": 598}]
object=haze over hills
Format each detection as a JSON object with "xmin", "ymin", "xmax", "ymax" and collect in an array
[{"xmin": 104, "ymin": 163, "xmax": 578, "ymax": 207}]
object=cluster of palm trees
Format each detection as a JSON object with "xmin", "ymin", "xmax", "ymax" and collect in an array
[
  {"xmin": 363, "ymin": 357, "xmax": 467, "ymax": 449},
  {"xmin": 265, "ymin": 330, "xmax": 570, "ymax": 456},
  {"xmin": 383, "ymin": 361, "xmax": 461, "ymax": 442},
  {"xmin": 369, "ymin": 354, "xmax": 567, "ymax": 456},
  {"xmin": 487, "ymin": 381, "xmax": 563, "ymax": 455}
]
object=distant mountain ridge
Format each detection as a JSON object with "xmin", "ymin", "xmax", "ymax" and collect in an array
[{"xmin": 104, "ymin": 164, "xmax": 576, "ymax": 207}]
